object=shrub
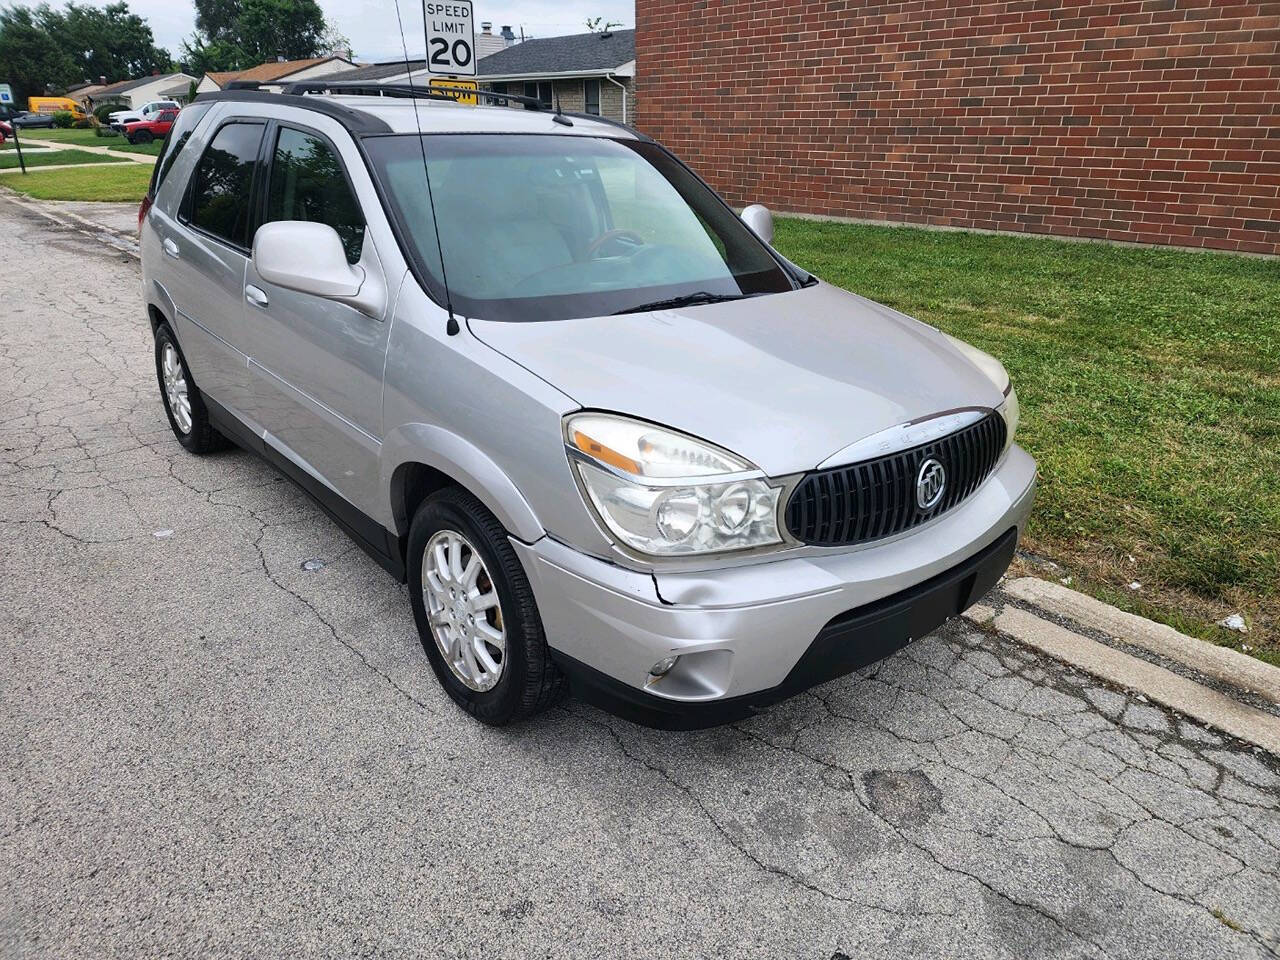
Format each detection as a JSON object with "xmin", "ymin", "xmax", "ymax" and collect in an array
[
  {"xmin": 93, "ymin": 104, "xmax": 116, "ymax": 123},
  {"xmin": 52, "ymin": 110, "xmax": 74, "ymax": 128}
]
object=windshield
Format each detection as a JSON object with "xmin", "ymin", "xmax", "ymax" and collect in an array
[{"xmin": 365, "ymin": 134, "xmax": 795, "ymax": 322}]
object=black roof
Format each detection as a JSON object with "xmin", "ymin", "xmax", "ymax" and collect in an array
[
  {"xmin": 477, "ymin": 29, "xmax": 634, "ymax": 76},
  {"xmin": 326, "ymin": 60, "xmax": 426, "ymax": 83}
]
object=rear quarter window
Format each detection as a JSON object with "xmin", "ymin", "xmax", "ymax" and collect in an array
[{"xmin": 149, "ymin": 103, "xmax": 213, "ymax": 201}]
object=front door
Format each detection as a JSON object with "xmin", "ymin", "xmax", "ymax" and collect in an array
[{"xmin": 241, "ymin": 122, "xmax": 392, "ymax": 525}]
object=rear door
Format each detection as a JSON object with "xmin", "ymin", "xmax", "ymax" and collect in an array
[
  {"xmin": 158, "ymin": 119, "xmax": 266, "ymax": 420},
  {"xmin": 240, "ymin": 119, "xmax": 394, "ymax": 523}
]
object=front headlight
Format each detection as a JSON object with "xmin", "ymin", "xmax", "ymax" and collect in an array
[
  {"xmin": 1000, "ymin": 386, "xmax": 1020, "ymax": 449},
  {"xmin": 565, "ymin": 413, "xmax": 783, "ymax": 557}
]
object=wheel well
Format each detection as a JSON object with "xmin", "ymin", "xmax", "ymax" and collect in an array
[
  {"xmin": 147, "ymin": 304, "xmax": 166, "ymax": 335},
  {"xmin": 390, "ymin": 461, "xmax": 456, "ymax": 543}
]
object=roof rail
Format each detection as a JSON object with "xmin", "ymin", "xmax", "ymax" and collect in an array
[
  {"xmin": 280, "ymin": 80, "xmax": 550, "ymax": 111},
  {"xmin": 562, "ymin": 111, "xmax": 652, "ymax": 141},
  {"xmin": 225, "ymin": 80, "xmax": 263, "ymax": 90},
  {"xmin": 192, "ymin": 88, "xmax": 393, "ymax": 134}
]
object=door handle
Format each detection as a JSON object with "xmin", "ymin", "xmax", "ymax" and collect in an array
[
  {"xmin": 162, "ymin": 238, "xmax": 180, "ymax": 259},
  {"xmin": 245, "ymin": 285, "xmax": 269, "ymax": 309}
]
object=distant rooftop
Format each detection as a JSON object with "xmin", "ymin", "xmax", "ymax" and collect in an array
[{"xmin": 478, "ymin": 30, "xmax": 635, "ymax": 76}]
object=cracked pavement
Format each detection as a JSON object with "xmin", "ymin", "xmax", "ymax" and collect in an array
[{"xmin": 2, "ymin": 198, "xmax": 1278, "ymax": 958}]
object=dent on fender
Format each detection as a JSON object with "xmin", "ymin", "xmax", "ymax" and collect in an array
[{"xmin": 381, "ymin": 422, "xmax": 544, "ymax": 543}]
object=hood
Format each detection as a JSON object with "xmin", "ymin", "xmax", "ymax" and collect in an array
[{"xmin": 468, "ymin": 282, "xmax": 1006, "ymax": 476}]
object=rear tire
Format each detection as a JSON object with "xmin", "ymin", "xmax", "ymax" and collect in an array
[
  {"xmin": 407, "ymin": 486, "xmax": 565, "ymax": 725},
  {"xmin": 153, "ymin": 323, "xmax": 226, "ymax": 454},
  {"xmin": 134, "ymin": 131, "xmax": 153, "ymax": 144}
]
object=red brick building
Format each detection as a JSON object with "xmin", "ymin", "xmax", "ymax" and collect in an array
[{"xmin": 636, "ymin": 1, "xmax": 1280, "ymax": 256}]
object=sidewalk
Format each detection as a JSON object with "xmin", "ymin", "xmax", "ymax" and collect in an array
[
  {"xmin": 7, "ymin": 137, "xmax": 157, "ymax": 164},
  {"xmin": 0, "ymin": 193, "xmax": 139, "ymax": 257}
]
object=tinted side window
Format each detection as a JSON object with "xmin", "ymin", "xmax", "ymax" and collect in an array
[
  {"xmin": 149, "ymin": 102, "xmax": 212, "ymax": 199},
  {"xmin": 265, "ymin": 127, "xmax": 365, "ymax": 264},
  {"xmin": 188, "ymin": 121, "xmax": 265, "ymax": 248}
]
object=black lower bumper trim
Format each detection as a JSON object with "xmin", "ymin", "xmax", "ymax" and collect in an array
[{"xmin": 553, "ymin": 526, "xmax": 1019, "ymax": 730}]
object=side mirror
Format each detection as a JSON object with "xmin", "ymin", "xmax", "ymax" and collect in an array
[
  {"xmin": 740, "ymin": 204, "xmax": 774, "ymax": 245},
  {"xmin": 252, "ymin": 221, "xmax": 365, "ymax": 299}
]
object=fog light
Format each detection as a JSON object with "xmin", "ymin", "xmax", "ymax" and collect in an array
[{"xmin": 649, "ymin": 656, "xmax": 679, "ymax": 678}]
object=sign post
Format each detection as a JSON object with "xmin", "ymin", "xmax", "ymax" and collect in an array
[
  {"xmin": 423, "ymin": 1, "xmax": 477, "ymax": 103},
  {"xmin": 0, "ymin": 82, "xmax": 25, "ymax": 174}
]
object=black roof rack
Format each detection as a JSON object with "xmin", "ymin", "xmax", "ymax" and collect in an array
[
  {"xmin": 192, "ymin": 88, "xmax": 393, "ymax": 133},
  {"xmin": 195, "ymin": 82, "xmax": 649, "ymax": 140},
  {"xmin": 562, "ymin": 111, "xmax": 652, "ymax": 141},
  {"xmin": 280, "ymin": 80, "xmax": 550, "ymax": 111}
]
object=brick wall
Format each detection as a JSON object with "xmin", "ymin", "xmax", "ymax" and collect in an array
[{"xmin": 637, "ymin": 0, "xmax": 1280, "ymax": 255}]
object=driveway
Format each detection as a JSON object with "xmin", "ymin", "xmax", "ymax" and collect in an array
[{"xmin": 1, "ymin": 198, "xmax": 1277, "ymax": 959}]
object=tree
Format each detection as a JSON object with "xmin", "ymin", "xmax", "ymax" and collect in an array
[
  {"xmin": 585, "ymin": 17, "xmax": 622, "ymax": 34},
  {"xmin": 0, "ymin": 6, "xmax": 77, "ymax": 102},
  {"xmin": 181, "ymin": 0, "xmax": 333, "ymax": 72},
  {"xmin": 0, "ymin": 3, "xmax": 168, "ymax": 103},
  {"xmin": 44, "ymin": 3, "xmax": 170, "ymax": 82}
]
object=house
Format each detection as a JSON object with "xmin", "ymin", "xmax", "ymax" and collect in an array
[
  {"xmin": 196, "ymin": 55, "xmax": 359, "ymax": 95},
  {"xmin": 64, "ymin": 81, "xmax": 105, "ymax": 107},
  {"xmin": 476, "ymin": 29, "xmax": 635, "ymax": 123},
  {"xmin": 84, "ymin": 72, "xmax": 200, "ymax": 110},
  {"xmin": 327, "ymin": 28, "xmax": 635, "ymax": 124}
]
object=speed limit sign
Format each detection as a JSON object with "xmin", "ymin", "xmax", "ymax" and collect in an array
[{"xmin": 424, "ymin": 1, "xmax": 476, "ymax": 77}]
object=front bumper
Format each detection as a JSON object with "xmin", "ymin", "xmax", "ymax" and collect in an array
[{"xmin": 513, "ymin": 444, "xmax": 1037, "ymax": 729}]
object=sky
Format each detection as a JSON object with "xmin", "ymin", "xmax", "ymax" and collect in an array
[{"xmin": 119, "ymin": 0, "xmax": 635, "ymax": 64}]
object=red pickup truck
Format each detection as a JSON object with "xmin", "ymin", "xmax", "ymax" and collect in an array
[{"xmin": 121, "ymin": 109, "xmax": 178, "ymax": 145}]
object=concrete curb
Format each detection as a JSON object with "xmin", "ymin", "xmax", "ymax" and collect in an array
[
  {"xmin": 1004, "ymin": 577, "xmax": 1280, "ymax": 706},
  {"xmin": 966, "ymin": 603, "xmax": 1280, "ymax": 756},
  {"xmin": 0, "ymin": 191, "xmax": 139, "ymax": 260}
]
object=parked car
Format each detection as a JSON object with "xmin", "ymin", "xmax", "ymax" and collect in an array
[
  {"xmin": 11, "ymin": 112, "xmax": 54, "ymax": 129},
  {"xmin": 0, "ymin": 121, "xmax": 9, "ymax": 143},
  {"xmin": 108, "ymin": 99, "xmax": 179, "ymax": 128},
  {"xmin": 140, "ymin": 89, "xmax": 1035, "ymax": 729},
  {"xmin": 121, "ymin": 109, "xmax": 178, "ymax": 144}
]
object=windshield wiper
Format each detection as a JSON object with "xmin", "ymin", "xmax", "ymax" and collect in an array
[{"xmin": 612, "ymin": 291, "xmax": 748, "ymax": 316}]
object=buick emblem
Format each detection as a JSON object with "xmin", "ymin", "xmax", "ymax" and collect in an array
[{"xmin": 916, "ymin": 458, "xmax": 946, "ymax": 510}]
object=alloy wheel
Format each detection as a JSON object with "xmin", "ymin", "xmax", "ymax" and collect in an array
[
  {"xmin": 422, "ymin": 529, "xmax": 506, "ymax": 692},
  {"xmin": 161, "ymin": 342, "xmax": 192, "ymax": 434}
]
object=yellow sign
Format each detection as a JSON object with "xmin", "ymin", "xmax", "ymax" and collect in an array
[{"xmin": 429, "ymin": 78, "xmax": 478, "ymax": 106}]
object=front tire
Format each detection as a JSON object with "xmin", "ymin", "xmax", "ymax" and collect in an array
[
  {"xmin": 154, "ymin": 323, "xmax": 225, "ymax": 454},
  {"xmin": 407, "ymin": 487, "xmax": 565, "ymax": 725}
]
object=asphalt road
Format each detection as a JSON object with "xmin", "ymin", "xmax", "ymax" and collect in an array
[{"xmin": 2, "ymin": 199, "xmax": 1278, "ymax": 959}]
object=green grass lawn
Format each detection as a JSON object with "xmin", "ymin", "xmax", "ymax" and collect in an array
[
  {"xmin": 773, "ymin": 219, "xmax": 1280, "ymax": 662},
  {"xmin": 0, "ymin": 162, "xmax": 152, "ymax": 201},
  {"xmin": 18, "ymin": 127, "xmax": 121, "ymax": 146},
  {"xmin": 108, "ymin": 140, "xmax": 162, "ymax": 156},
  {"xmin": 0, "ymin": 148, "xmax": 128, "ymax": 169}
]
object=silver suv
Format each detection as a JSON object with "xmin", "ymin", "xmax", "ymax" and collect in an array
[{"xmin": 140, "ymin": 84, "xmax": 1036, "ymax": 728}]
